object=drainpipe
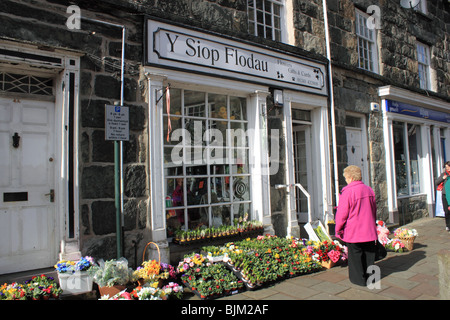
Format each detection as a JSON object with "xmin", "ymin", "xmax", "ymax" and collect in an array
[
  {"xmin": 322, "ymin": 1, "xmax": 340, "ymax": 209},
  {"xmin": 82, "ymin": 17, "xmax": 126, "ymax": 259}
]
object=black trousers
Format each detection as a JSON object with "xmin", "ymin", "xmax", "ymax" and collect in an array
[
  {"xmin": 346, "ymin": 241, "xmax": 376, "ymax": 286},
  {"xmin": 442, "ymin": 195, "xmax": 450, "ymax": 229}
]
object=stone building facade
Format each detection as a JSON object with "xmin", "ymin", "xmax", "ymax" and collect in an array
[
  {"xmin": 322, "ymin": 0, "xmax": 450, "ymax": 225},
  {"xmin": 0, "ymin": 0, "xmax": 448, "ymax": 273}
]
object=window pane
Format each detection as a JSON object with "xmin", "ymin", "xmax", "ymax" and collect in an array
[
  {"xmin": 230, "ymin": 96, "xmax": 247, "ymax": 120},
  {"xmin": 211, "ymin": 205, "xmax": 231, "ymax": 227},
  {"xmin": 187, "ymin": 207, "xmax": 208, "ymax": 229},
  {"xmin": 230, "ymin": 122, "xmax": 248, "ymax": 147},
  {"xmin": 187, "ymin": 177, "xmax": 208, "ymax": 205},
  {"xmin": 393, "ymin": 122, "xmax": 408, "ymax": 196},
  {"xmin": 232, "ymin": 148, "xmax": 249, "ymax": 174},
  {"xmin": 164, "ymin": 90, "xmax": 251, "ymax": 235},
  {"xmin": 408, "ymin": 124, "xmax": 421, "ymax": 194},
  {"xmin": 209, "ymin": 93, "xmax": 228, "ymax": 119},
  {"xmin": 164, "ymin": 146, "xmax": 183, "ymax": 167},
  {"xmin": 233, "ymin": 202, "xmax": 251, "ymax": 223},
  {"xmin": 210, "ymin": 176, "xmax": 231, "ymax": 203},
  {"xmin": 184, "ymin": 90, "xmax": 205, "ymax": 117},
  {"xmin": 233, "ymin": 176, "xmax": 250, "ymax": 201}
]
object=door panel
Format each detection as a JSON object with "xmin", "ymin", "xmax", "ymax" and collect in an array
[{"xmin": 0, "ymin": 97, "xmax": 56, "ymax": 274}]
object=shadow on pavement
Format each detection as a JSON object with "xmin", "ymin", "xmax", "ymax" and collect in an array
[{"xmin": 376, "ymin": 245, "xmax": 427, "ymax": 278}]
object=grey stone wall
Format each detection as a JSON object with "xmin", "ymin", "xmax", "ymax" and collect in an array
[
  {"xmin": 293, "ymin": 0, "xmax": 449, "ymax": 222},
  {"xmin": 0, "ymin": 0, "xmax": 262, "ymax": 266}
]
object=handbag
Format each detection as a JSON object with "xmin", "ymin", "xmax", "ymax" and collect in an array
[{"xmin": 375, "ymin": 240, "xmax": 387, "ymax": 261}]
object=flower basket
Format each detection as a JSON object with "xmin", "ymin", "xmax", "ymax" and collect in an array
[
  {"xmin": 398, "ymin": 236, "xmax": 416, "ymax": 251},
  {"xmin": 321, "ymin": 260, "xmax": 336, "ymax": 269},
  {"xmin": 135, "ymin": 242, "xmax": 163, "ymax": 287},
  {"xmin": 58, "ymin": 271, "xmax": 93, "ymax": 295}
]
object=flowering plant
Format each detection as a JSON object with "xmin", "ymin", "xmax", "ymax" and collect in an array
[
  {"xmin": 100, "ymin": 289, "xmax": 133, "ymax": 300},
  {"xmin": 0, "ymin": 282, "xmax": 27, "ymax": 300},
  {"xmin": 176, "ymin": 253, "xmax": 208, "ymax": 273},
  {"xmin": 133, "ymin": 260, "xmax": 161, "ymax": 283},
  {"xmin": 305, "ymin": 240, "xmax": 346, "ymax": 263},
  {"xmin": 160, "ymin": 263, "xmax": 177, "ymax": 280},
  {"xmin": 385, "ymin": 239, "xmax": 406, "ymax": 252},
  {"xmin": 394, "ymin": 227, "xmax": 418, "ymax": 238},
  {"xmin": 162, "ymin": 282, "xmax": 184, "ymax": 299},
  {"xmin": 130, "ymin": 286, "xmax": 167, "ymax": 300},
  {"xmin": 376, "ymin": 220, "xmax": 390, "ymax": 246},
  {"xmin": 54, "ymin": 256, "xmax": 94, "ymax": 273},
  {"xmin": 24, "ymin": 274, "xmax": 61, "ymax": 299}
]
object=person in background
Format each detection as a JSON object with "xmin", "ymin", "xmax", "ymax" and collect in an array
[
  {"xmin": 435, "ymin": 161, "xmax": 450, "ymax": 231},
  {"xmin": 335, "ymin": 165, "xmax": 378, "ymax": 286}
]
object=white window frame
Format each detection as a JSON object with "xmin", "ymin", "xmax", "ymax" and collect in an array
[
  {"xmin": 248, "ymin": 0, "xmax": 285, "ymax": 42},
  {"xmin": 355, "ymin": 9, "xmax": 379, "ymax": 73},
  {"xmin": 392, "ymin": 120, "xmax": 424, "ymax": 197},
  {"xmin": 162, "ymin": 88, "xmax": 252, "ymax": 232},
  {"xmin": 145, "ymin": 70, "xmax": 273, "ymax": 242},
  {"xmin": 417, "ymin": 42, "xmax": 431, "ymax": 90}
]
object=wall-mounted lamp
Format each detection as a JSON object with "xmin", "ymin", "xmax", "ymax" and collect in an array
[{"xmin": 273, "ymin": 89, "xmax": 283, "ymax": 107}]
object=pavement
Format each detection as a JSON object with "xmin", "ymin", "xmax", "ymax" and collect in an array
[
  {"xmin": 1, "ymin": 217, "xmax": 448, "ymax": 300},
  {"xmin": 213, "ymin": 217, "xmax": 448, "ymax": 300}
]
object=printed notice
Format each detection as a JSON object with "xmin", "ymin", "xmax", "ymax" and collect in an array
[{"xmin": 105, "ymin": 105, "xmax": 129, "ymax": 141}]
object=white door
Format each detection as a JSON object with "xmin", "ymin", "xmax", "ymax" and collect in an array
[
  {"xmin": 0, "ymin": 97, "xmax": 56, "ymax": 274},
  {"xmin": 346, "ymin": 127, "xmax": 367, "ymax": 183},
  {"xmin": 292, "ymin": 124, "xmax": 313, "ymax": 223}
]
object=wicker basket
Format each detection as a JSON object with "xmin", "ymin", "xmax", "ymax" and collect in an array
[
  {"xmin": 398, "ymin": 236, "xmax": 416, "ymax": 251},
  {"xmin": 142, "ymin": 241, "xmax": 161, "ymax": 263},
  {"xmin": 138, "ymin": 242, "xmax": 162, "ymax": 287}
]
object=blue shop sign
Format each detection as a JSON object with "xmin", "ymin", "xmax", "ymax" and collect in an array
[{"xmin": 386, "ymin": 100, "xmax": 450, "ymax": 123}]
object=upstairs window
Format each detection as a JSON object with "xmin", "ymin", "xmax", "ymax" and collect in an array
[
  {"xmin": 248, "ymin": 0, "xmax": 283, "ymax": 42},
  {"xmin": 355, "ymin": 9, "xmax": 379, "ymax": 73},
  {"xmin": 417, "ymin": 42, "xmax": 431, "ymax": 90}
]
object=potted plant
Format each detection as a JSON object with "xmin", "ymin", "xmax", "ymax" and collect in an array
[
  {"xmin": 0, "ymin": 282, "xmax": 27, "ymax": 300},
  {"xmin": 54, "ymin": 256, "xmax": 94, "ymax": 295},
  {"xmin": 24, "ymin": 274, "xmax": 60, "ymax": 300},
  {"xmin": 89, "ymin": 257, "xmax": 133, "ymax": 298}
]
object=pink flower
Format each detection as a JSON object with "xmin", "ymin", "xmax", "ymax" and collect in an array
[{"xmin": 327, "ymin": 249, "xmax": 341, "ymax": 263}]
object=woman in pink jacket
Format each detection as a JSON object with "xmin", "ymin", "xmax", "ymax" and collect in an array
[{"xmin": 335, "ymin": 165, "xmax": 377, "ymax": 286}]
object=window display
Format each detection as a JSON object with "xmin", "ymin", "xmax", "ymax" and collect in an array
[{"xmin": 164, "ymin": 89, "xmax": 251, "ymax": 237}]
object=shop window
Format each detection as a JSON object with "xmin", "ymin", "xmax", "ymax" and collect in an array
[
  {"xmin": 248, "ymin": 0, "xmax": 283, "ymax": 42},
  {"xmin": 163, "ymin": 89, "xmax": 251, "ymax": 237},
  {"xmin": 417, "ymin": 42, "xmax": 431, "ymax": 90},
  {"xmin": 355, "ymin": 9, "xmax": 379, "ymax": 73},
  {"xmin": 393, "ymin": 121, "xmax": 422, "ymax": 196}
]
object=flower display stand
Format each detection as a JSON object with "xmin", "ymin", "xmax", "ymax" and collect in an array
[{"xmin": 58, "ymin": 271, "xmax": 93, "ymax": 295}]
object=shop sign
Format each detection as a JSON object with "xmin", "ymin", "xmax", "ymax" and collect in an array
[
  {"xmin": 386, "ymin": 100, "xmax": 450, "ymax": 123},
  {"xmin": 147, "ymin": 20, "xmax": 326, "ymax": 94},
  {"xmin": 105, "ymin": 105, "xmax": 129, "ymax": 141}
]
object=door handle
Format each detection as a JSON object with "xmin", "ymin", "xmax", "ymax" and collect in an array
[{"xmin": 45, "ymin": 189, "xmax": 55, "ymax": 202}]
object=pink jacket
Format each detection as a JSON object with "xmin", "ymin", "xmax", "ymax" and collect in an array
[{"xmin": 335, "ymin": 181, "xmax": 377, "ymax": 243}]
